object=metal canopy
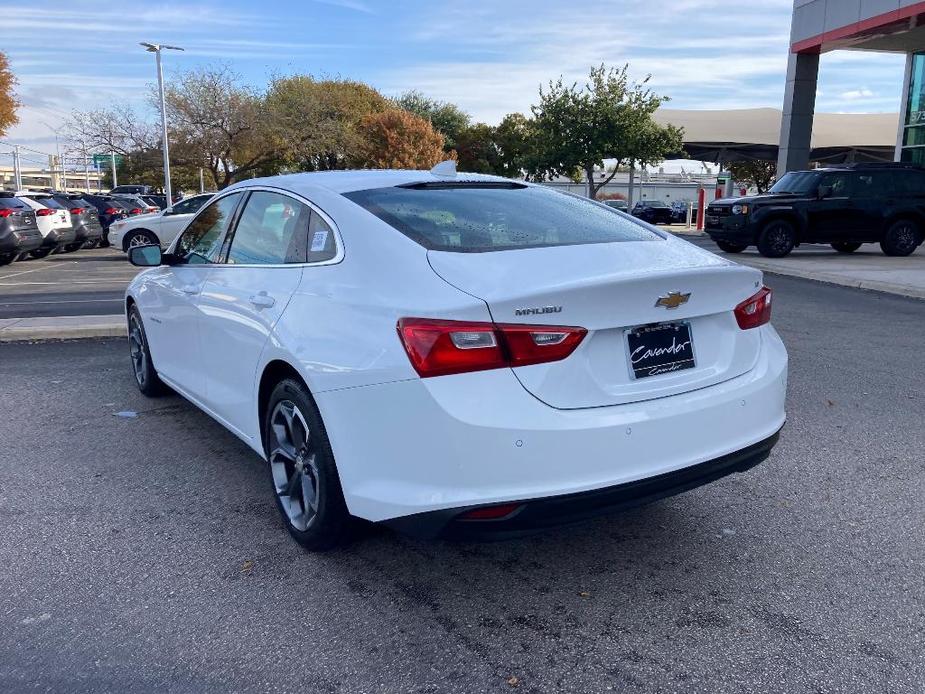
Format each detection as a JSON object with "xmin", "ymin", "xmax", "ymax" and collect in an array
[{"xmin": 654, "ymin": 108, "xmax": 899, "ymax": 164}]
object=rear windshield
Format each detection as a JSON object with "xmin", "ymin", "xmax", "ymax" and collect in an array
[
  {"xmin": 641, "ymin": 200, "xmax": 668, "ymax": 207},
  {"xmin": 0, "ymin": 196, "xmax": 30, "ymax": 210},
  {"xmin": 26, "ymin": 196, "xmax": 65, "ymax": 209},
  {"xmin": 344, "ymin": 184, "xmax": 658, "ymax": 252}
]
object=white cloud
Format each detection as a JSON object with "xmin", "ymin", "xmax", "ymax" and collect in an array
[{"xmin": 840, "ymin": 88, "xmax": 875, "ymax": 100}]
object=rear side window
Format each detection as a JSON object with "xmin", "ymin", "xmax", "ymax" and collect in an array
[
  {"xmin": 852, "ymin": 172, "xmax": 892, "ymax": 197},
  {"xmin": 893, "ymin": 169, "xmax": 925, "ymax": 194},
  {"xmin": 344, "ymin": 184, "xmax": 657, "ymax": 253},
  {"xmin": 226, "ymin": 191, "xmax": 310, "ymax": 265}
]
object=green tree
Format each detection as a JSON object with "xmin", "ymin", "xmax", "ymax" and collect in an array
[
  {"xmin": 531, "ymin": 64, "xmax": 684, "ymax": 197},
  {"xmin": 394, "ymin": 90, "xmax": 470, "ymax": 150},
  {"xmin": 265, "ymin": 75, "xmax": 390, "ymax": 171},
  {"xmin": 726, "ymin": 160, "xmax": 776, "ymax": 193},
  {"xmin": 454, "ymin": 123, "xmax": 499, "ymax": 174},
  {"xmin": 0, "ymin": 51, "xmax": 19, "ymax": 137}
]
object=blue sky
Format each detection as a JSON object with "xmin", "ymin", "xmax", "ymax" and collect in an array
[{"xmin": 1, "ymin": 0, "xmax": 907, "ymax": 165}]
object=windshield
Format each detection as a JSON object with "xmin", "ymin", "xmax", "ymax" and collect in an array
[
  {"xmin": 643, "ymin": 200, "xmax": 669, "ymax": 207},
  {"xmin": 769, "ymin": 171, "xmax": 820, "ymax": 194},
  {"xmin": 344, "ymin": 183, "xmax": 658, "ymax": 252}
]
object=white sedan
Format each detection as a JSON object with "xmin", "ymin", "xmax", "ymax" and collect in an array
[
  {"xmin": 108, "ymin": 193, "xmax": 212, "ymax": 251},
  {"xmin": 124, "ymin": 165, "xmax": 788, "ymax": 550}
]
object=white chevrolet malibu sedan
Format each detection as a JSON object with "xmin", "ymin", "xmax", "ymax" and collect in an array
[{"xmin": 125, "ymin": 165, "xmax": 787, "ymax": 550}]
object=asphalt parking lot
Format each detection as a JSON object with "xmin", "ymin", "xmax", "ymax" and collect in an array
[
  {"xmin": 3, "ymin": 233, "xmax": 924, "ymax": 323},
  {"xmin": 1, "ymin": 274, "xmax": 923, "ymax": 692},
  {"xmin": 0, "ymin": 248, "xmax": 138, "ymax": 319}
]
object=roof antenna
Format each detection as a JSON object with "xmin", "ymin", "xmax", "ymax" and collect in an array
[{"xmin": 430, "ymin": 160, "xmax": 457, "ymax": 178}]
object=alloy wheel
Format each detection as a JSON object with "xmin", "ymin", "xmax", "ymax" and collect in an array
[
  {"xmin": 129, "ymin": 315, "xmax": 147, "ymax": 387},
  {"xmin": 892, "ymin": 222, "xmax": 917, "ymax": 254},
  {"xmin": 268, "ymin": 401, "xmax": 320, "ymax": 531},
  {"xmin": 128, "ymin": 233, "xmax": 151, "ymax": 249}
]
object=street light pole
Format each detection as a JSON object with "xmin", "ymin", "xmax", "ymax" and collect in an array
[
  {"xmin": 12, "ymin": 145, "xmax": 22, "ymax": 190},
  {"xmin": 141, "ymin": 42, "xmax": 184, "ymax": 202}
]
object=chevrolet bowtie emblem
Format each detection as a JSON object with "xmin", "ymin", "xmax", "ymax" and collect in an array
[{"xmin": 655, "ymin": 291, "xmax": 691, "ymax": 309}]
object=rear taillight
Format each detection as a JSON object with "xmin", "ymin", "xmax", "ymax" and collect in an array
[
  {"xmin": 70, "ymin": 207, "xmax": 85, "ymax": 215},
  {"xmin": 104, "ymin": 207, "xmax": 120, "ymax": 215},
  {"xmin": 0, "ymin": 209, "xmax": 11, "ymax": 218},
  {"xmin": 734, "ymin": 286, "xmax": 772, "ymax": 330},
  {"xmin": 35, "ymin": 208, "xmax": 55, "ymax": 216},
  {"xmin": 129, "ymin": 208, "xmax": 143, "ymax": 215},
  {"xmin": 397, "ymin": 318, "xmax": 587, "ymax": 378},
  {"xmin": 146, "ymin": 207, "xmax": 158, "ymax": 213}
]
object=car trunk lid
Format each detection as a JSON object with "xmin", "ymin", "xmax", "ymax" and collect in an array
[{"xmin": 428, "ymin": 238, "xmax": 766, "ymax": 409}]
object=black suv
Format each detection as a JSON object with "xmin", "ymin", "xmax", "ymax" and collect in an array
[
  {"xmin": 705, "ymin": 163, "xmax": 925, "ymax": 257},
  {"xmin": 631, "ymin": 199, "xmax": 674, "ymax": 225}
]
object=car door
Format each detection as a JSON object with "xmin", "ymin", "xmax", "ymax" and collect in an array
[
  {"xmin": 139, "ymin": 192, "xmax": 244, "ymax": 400},
  {"xmin": 850, "ymin": 171, "xmax": 893, "ymax": 240},
  {"xmin": 806, "ymin": 171, "xmax": 858, "ymax": 240},
  {"xmin": 196, "ymin": 189, "xmax": 320, "ymax": 436}
]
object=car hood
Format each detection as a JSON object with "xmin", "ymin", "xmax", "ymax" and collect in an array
[{"xmin": 712, "ymin": 193, "xmax": 804, "ymax": 206}]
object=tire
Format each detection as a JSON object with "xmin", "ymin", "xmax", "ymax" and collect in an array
[
  {"xmin": 128, "ymin": 306, "xmax": 168, "ymax": 397},
  {"xmin": 831, "ymin": 242, "xmax": 862, "ymax": 254},
  {"xmin": 264, "ymin": 378, "xmax": 352, "ymax": 551},
  {"xmin": 124, "ymin": 229, "xmax": 158, "ymax": 252},
  {"xmin": 716, "ymin": 240, "xmax": 747, "ymax": 253},
  {"xmin": 85, "ymin": 239, "xmax": 100, "ymax": 249},
  {"xmin": 757, "ymin": 220, "xmax": 796, "ymax": 258},
  {"xmin": 63, "ymin": 242, "xmax": 84, "ymax": 253},
  {"xmin": 0, "ymin": 253, "xmax": 15, "ymax": 266},
  {"xmin": 29, "ymin": 248, "xmax": 52, "ymax": 259},
  {"xmin": 880, "ymin": 219, "xmax": 921, "ymax": 257}
]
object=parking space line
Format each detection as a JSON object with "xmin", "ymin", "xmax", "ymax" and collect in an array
[
  {"xmin": 0, "ymin": 300, "xmax": 123, "ymax": 308},
  {"xmin": 0, "ymin": 262, "xmax": 76, "ymax": 281}
]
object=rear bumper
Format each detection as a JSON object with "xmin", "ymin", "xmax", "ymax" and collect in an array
[
  {"xmin": 73, "ymin": 222, "xmax": 103, "ymax": 244},
  {"xmin": 316, "ymin": 325, "xmax": 788, "ymax": 528},
  {"xmin": 0, "ymin": 228, "xmax": 44, "ymax": 254},
  {"xmin": 387, "ymin": 429, "xmax": 781, "ymax": 539},
  {"xmin": 41, "ymin": 227, "xmax": 77, "ymax": 248}
]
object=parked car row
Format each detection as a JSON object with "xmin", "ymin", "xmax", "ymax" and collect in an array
[
  {"xmin": 602, "ymin": 198, "xmax": 698, "ymax": 225},
  {"xmin": 0, "ymin": 187, "xmax": 201, "ymax": 266}
]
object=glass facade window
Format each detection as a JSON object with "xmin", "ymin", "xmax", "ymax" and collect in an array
[{"xmin": 901, "ymin": 53, "xmax": 925, "ymax": 165}]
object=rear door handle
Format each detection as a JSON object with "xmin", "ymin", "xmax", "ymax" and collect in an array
[
  {"xmin": 249, "ymin": 291, "xmax": 276, "ymax": 308},
  {"xmin": 180, "ymin": 284, "xmax": 199, "ymax": 295}
]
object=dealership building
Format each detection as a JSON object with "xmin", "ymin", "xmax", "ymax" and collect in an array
[{"xmin": 781, "ymin": 0, "xmax": 925, "ymax": 172}]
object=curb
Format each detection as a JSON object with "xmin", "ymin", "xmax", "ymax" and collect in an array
[
  {"xmin": 670, "ymin": 231, "xmax": 925, "ymax": 301},
  {"xmin": 742, "ymin": 262, "xmax": 925, "ymax": 300},
  {"xmin": 0, "ymin": 316, "xmax": 127, "ymax": 343}
]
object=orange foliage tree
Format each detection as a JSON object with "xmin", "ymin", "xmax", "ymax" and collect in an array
[
  {"xmin": 357, "ymin": 109, "xmax": 452, "ymax": 169},
  {"xmin": 0, "ymin": 51, "xmax": 19, "ymax": 137}
]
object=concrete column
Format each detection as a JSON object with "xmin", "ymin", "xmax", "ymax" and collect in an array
[
  {"xmin": 896, "ymin": 52, "xmax": 914, "ymax": 162},
  {"xmin": 777, "ymin": 51, "xmax": 819, "ymax": 175}
]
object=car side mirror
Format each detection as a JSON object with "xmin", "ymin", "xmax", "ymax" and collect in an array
[
  {"xmin": 817, "ymin": 184, "xmax": 833, "ymax": 199},
  {"xmin": 128, "ymin": 244, "xmax": 162, "ymax": 267}
]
